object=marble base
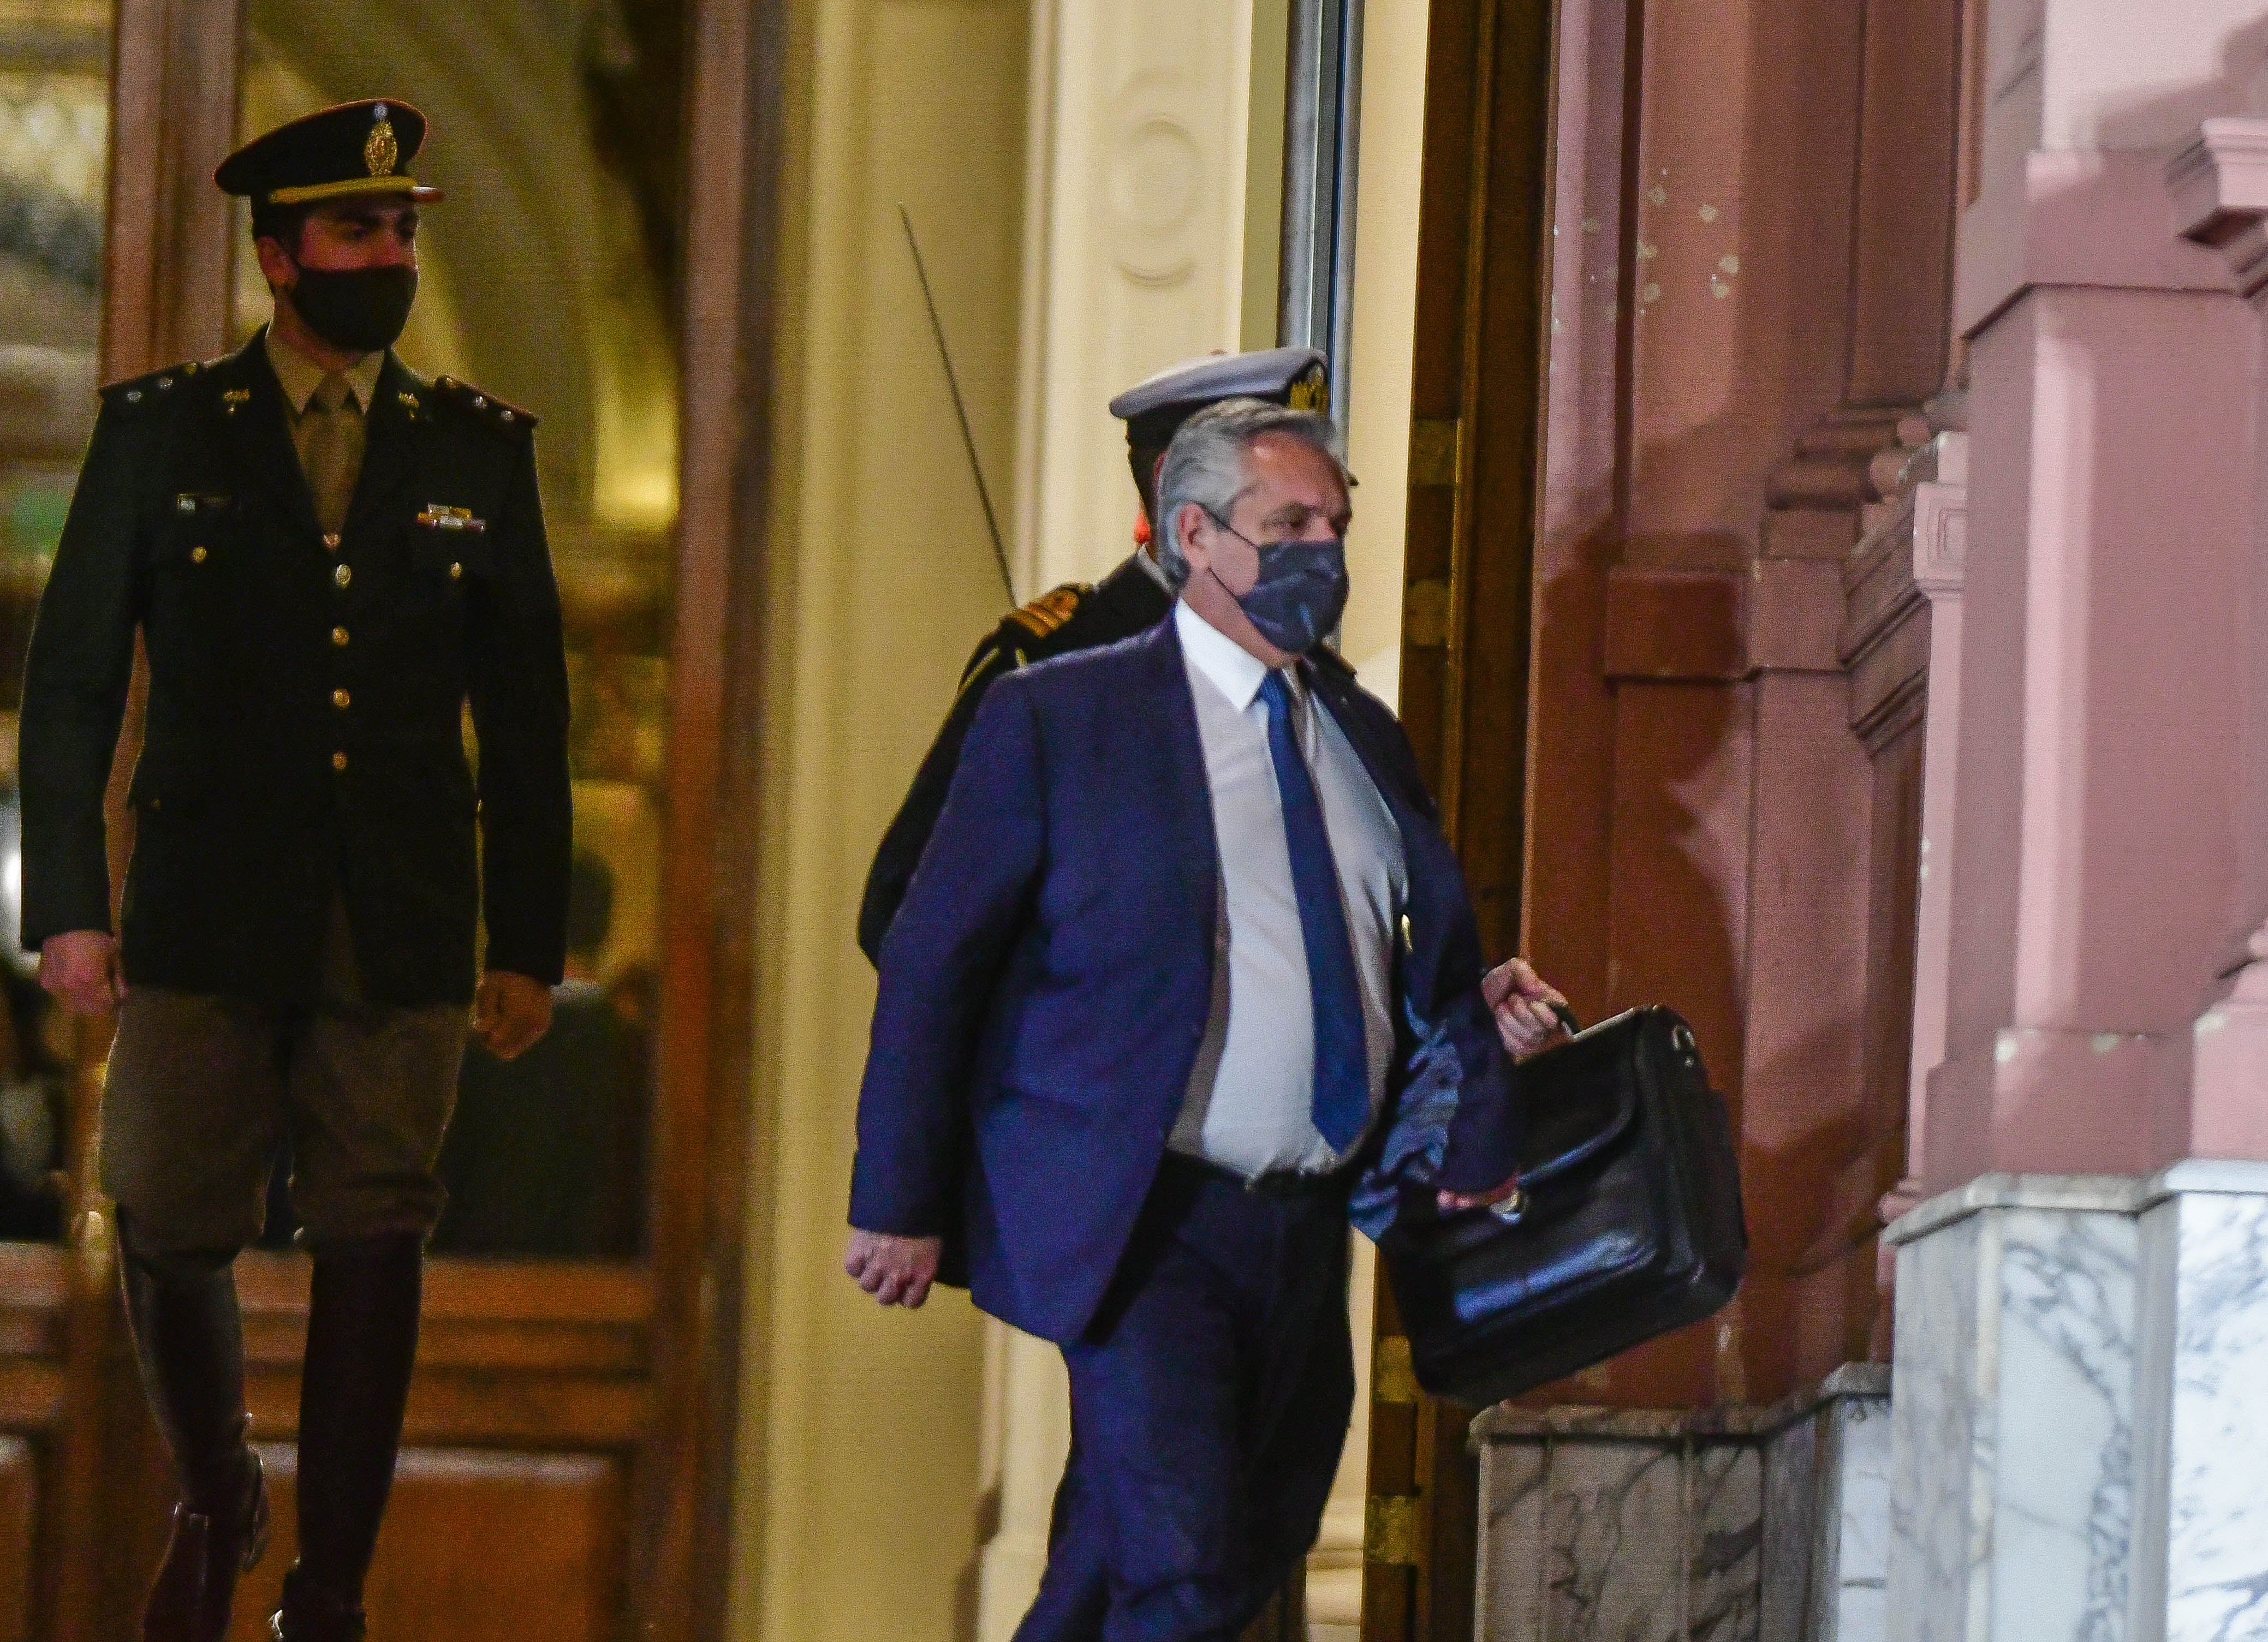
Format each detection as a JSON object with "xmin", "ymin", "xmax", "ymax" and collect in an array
[
  {"xmin": 1882, "ymin": 1163, "xmax": 2268, "ymax": 1642},
  {"xmin": 1471, "ymin": 1365, "xmax": 1890, "ymax": 1642}
]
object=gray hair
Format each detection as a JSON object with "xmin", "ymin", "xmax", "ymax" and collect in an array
[{"xmin": 1154, "ymin": 398, "xmax": 1348, "ymax": 592}]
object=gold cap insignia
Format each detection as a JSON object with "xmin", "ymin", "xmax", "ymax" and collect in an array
[
  {"xmin": 365, "ymin": 108, "xmax": 399, "ymax": 178},
  {"xmin": 1288, "ymin": 366, "xmax": 1328, "ymax": 414}
]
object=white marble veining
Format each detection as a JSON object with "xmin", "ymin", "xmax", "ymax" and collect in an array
[
  {"xmin": 1480, "ymin": 1442, "xmax": 1548, "ymax": 1638},
  {"xmin": 1763, "ymin": 1414, "xmax": 1819, "ymax": 1642},
  {"xmin": 1888, "ymin": 1210, "xmax": 1984, "ymax": 1642},
  {"xmin": 1547, "ymin": 1443, "xmax": 1688, "ymax": 1642},
  {"xmin": 1987, "ymin": 1209, "xmax": 2136, "ymax": 1642},
  {"xmin": 1817, "ymin": 1395, "xmax": 1891, "ymax": 1642},
  {"xmin": 1477, "ymin": 1375, "xmax": 1890, "ymax": 1642},
  {"xmin": 2133, "ymin": 1187, "xmax": 2268, "ymax": 1642},
  {"xmin": 1690, "ymin": 1446, "xmax": 1764, "ymax": 1642},
  {"xmin": 1886, "ymin": 1198, "xmax": 2140, "ymax": 1642},
  {"xmin": 1885, "ymin": 1168, "xmax": 2268, "ymax": 1642}
]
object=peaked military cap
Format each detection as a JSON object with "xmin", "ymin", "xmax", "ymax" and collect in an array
[
  {"xmin": 215, "ymin": 99, "xmax": 444, "ymax": 208},
  {"xmin": 1108, "ymin": 345, "xmax": 1329, "ymax": 451}
]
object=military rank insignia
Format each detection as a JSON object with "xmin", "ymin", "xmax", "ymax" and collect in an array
[
  {"xmin": 1288, "ymin": 365, "xmax": 1328, "ymax": 413},
  {"xmin": 415, "ymin": 505, "xmax": 486, "ymax": 533},
  {"xmin": 1007, "ymin": 584, "xmax": 1088, "ymax": 641}
]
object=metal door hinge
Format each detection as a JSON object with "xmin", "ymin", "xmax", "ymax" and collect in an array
[
  {"xmin": 1365, "ymin": 1493, "xmax": 1421, "ymax": 1566},
  {"xmin": 1403, "ymin": 578, "xmax": 1450, "ymax": 647},
  {"xmin": 1408, "ymin": 417, "xmax": 1462, "ymax": 487},
  {"xmin": 1373, "ymin": 1335, "xmax": 1420, "ymax": 1405}
]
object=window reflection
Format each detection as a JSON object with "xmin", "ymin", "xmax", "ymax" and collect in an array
[
  {"xmin": 0, "ymin": 0, "xmax": 112, "ymax": 1244},
  {"xmin": 237, "ymin": 0, "xmax": 686, "ymax": 1261}
]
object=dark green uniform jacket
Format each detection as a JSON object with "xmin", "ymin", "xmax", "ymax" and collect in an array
[
  {"xmin": 17, "ymin": 332, "xmax": 572, "ymax": 1007},
  {"xmin": 855, "ymin": 551, "xmax": 1172, "ymax": 963}
]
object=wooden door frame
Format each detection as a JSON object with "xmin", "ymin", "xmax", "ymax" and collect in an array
[
  {"xmin": 1363, "ymin": 0, "xmax": 1556, "ymax": 1635},
  {"xmin": 80, "ymin": 0, "xmax": 788, "ymax": 1636},
  {"xmin": 628, "ymin": 0, "xmax": 784, "ymax": 1633}
]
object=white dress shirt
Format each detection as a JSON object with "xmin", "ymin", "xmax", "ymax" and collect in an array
[{"xmin": 1168, "ymin": 600, "xmax": 1408, "ymax": 1177}]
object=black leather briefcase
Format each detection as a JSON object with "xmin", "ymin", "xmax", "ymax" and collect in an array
[{"xmin": 1380, "ymin": 1005, "xmax": 1747, "ymax": 1406}]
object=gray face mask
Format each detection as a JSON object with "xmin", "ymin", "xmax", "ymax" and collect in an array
[{"xmin": 1206, "ymin": 516, "xmax": 1350, "ymax": 655}]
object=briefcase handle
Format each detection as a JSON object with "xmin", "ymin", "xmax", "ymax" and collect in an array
[{"xmin": 1484, "ymin": 1002, "xmax": 1585, "ymax": 1225}]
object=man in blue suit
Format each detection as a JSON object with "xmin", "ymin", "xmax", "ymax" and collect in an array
[{"xmin": 847, "ymin": 399, "xmax": 1566, "ymax": 1640}]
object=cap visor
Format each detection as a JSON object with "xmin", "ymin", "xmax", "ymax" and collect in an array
[{"xmin": 264, "ymin": 175, "xmax": 436, "ymax": 207}]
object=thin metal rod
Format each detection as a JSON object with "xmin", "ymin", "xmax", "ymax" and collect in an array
[{"xmin": 899, "ymin": 201, "xmax": 1015, "ymax": 604}]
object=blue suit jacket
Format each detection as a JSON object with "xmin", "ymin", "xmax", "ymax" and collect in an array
[{"xmin": 850, "ymin": 617, "xmax": 1524, "ymax": 1344}]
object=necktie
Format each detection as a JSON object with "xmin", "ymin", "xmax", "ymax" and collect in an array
[
  {"xmin": 1258, "ymin": 671, "xmax": 1370, "ymax": 1154},
  {"xmin": 298, "ymin": 372, "xmax": 362, "ymax": 538}
]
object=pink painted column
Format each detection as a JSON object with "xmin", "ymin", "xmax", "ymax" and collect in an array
[
  {"xmin": 2169, "ymin": 120, "xmax": 2268, "ymax": 1166},
  {"xmin": 1922, "ymin": 109, "xmax": 2255, "ymax": 1188},
  {"xmin": 1888, "ymin": 14, "xmax": 2268, "ymax": 1639}
]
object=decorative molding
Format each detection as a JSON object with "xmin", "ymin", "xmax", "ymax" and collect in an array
[
  {"xmin": 2169, "ymin": 117, "xmax": 2268, "ymax": 298},
  {"xmin": 1011, "ymin": 0, "xmax": 1255, "ymax": 596},
  {"xmin": 1957, "ymin": 150, "xmax": 2236, "ymax": 339},
  {"xmin": 1840, "ymin": 433, "xmax": 1968, "ymax": 740}
]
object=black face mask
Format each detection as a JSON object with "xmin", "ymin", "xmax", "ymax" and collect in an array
[{"xmin": 285, "ymin": 264, "xmax": 418, "ymax": 354}]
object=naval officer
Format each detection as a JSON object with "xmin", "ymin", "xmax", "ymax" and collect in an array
[
  {"xmin": 17, "ymin": 99, "xmax": 570, "ymax": 1642},
  {"xmin": 856, "ymin": 346, "xmax": 1330, "ymax": 963}
]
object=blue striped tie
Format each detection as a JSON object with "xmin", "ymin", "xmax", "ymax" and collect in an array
[{"xmin": 1258, "ymin": 672, "xmax": 1370, "ymax": 1153}]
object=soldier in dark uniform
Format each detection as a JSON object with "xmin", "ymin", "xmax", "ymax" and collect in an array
[
  {"xmin": 855, "ymin": 346, "xmax": 1329, "ymax": 963},
  {"xmin": 16, "ymin": 101, "xmax": 570, "ymax": 1642}
]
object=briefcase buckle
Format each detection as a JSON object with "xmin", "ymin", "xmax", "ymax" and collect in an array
[{"xmin": 1487, "ymin": 1184, "xmax": 1528, "ymax": 1223}]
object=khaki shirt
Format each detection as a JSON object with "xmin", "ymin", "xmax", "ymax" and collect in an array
[{"xmin": 264, "ymin": 329, "xmax": 384, "ymax": 531}]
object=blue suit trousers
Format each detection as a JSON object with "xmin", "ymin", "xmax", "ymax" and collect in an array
[{"xmin": 1013, "ymin": 1157, "xmax": 1357, "ymax": 1642}]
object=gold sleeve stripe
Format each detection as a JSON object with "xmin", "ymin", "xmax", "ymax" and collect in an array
[{"xmin": 1005, "ymin": 584, "xmax": 1087, "ymax": 640}]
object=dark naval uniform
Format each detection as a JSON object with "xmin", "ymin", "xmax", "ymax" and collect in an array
[
  {"xmin": 856, "ymin": 553, "xmax": 1170, "ymax": 961},
  {"xmin": 21, "ymin": 340, "xmax": 569, "ymax": 1018},
  {"xmin": 856, "ymin": 344, "xmax": 1330, "ymax": 965}
]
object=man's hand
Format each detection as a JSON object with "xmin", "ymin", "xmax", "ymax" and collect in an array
[
  {"xmin": 1483, "ymin": 956, "xmax": 1570, "ymax": 1060},
  {"xmin": 473, "ymin": 972, "xmax": 553, "ymax": 1060},
  {"xmin": 844, "ymin": 1228, "xmax": 943, "ymax": 1309},
  {"xmin": 1438, "ymin": 1175, "xmax": 1525, "ymax": 1215},
  {"xmin": 39, "ymin": 930, "xmax": 122, "ymax": 1016},
  {"xmin": 1438, "ymin": 959, "xmax": 1573, "ymax": 1214}
]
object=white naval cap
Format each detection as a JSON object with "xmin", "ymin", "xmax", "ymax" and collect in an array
[{"xmin": 1109, "ymin": 347, "xmax": 1329, "ymax": 445}]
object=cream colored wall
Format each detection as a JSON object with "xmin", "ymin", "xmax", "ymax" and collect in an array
[
  {"xmin": 1309, "ymin": 1, "xmax": 1433, "ymax": 1633},
  {"xmin": 730, "ymin": 2, "xmax": 1034, "ymax": 1639},
  {"xmin": 1340, "ymin": 0, "xmax": 1431, "ymax": 698}
]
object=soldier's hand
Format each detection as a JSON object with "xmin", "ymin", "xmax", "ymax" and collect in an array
[
  {"xmin": 473, "ymin": 971, "xmax": 553, "ymax": 1060},
  {"xmin": 39, "ymin": 930, "xmax": 122, "ymax": 1016},
  {"xmin": 844, "ymin": 1228, "xmax": 943, "ymax": 1309}
]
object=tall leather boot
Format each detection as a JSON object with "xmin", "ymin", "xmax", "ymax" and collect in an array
[
  {"xmin": 117, "ymin": 1214, "xmax": 271, "ymax": 1642},
  {"xmin": 271, "ymin": 1233, "xmax": 423, "ymax": 1642}
]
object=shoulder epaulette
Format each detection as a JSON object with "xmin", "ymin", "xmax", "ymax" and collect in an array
[
  {"xmin": 430, "ymin": 375, "xmax": 539, "ymax": 434},
  {"xmin": 1004, "ymin": 582, "xmax": 1092, "ymax": 642},
  {"xmin": 99, "ymin": 357, "xmax": 213, "ymax": 413}
]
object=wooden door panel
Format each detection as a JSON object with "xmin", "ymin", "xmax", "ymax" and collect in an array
[
  {"xmin": 224, "ymin": 1447, "xmax": 629, "ymax": 1642},
  {"xmin": 0, "ymin": 1436, "xmax": 33, "ymax": 1642}
]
